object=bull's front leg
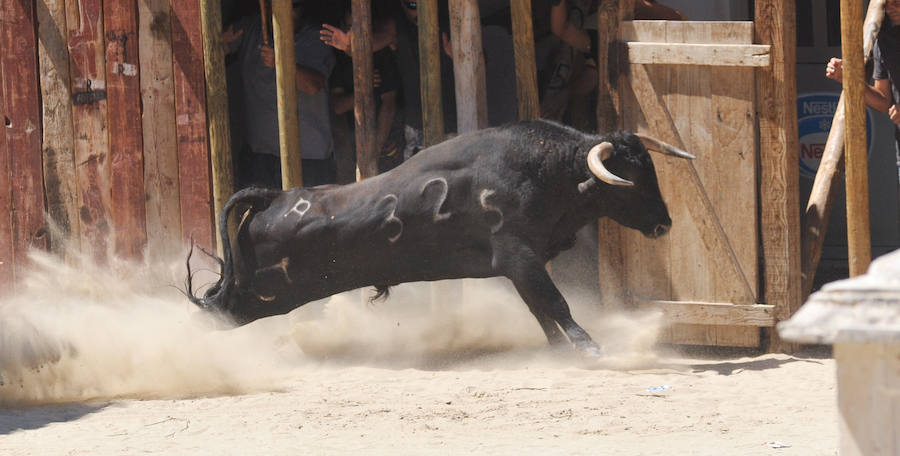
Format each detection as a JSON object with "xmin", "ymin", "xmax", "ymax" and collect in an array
[{"xmin": 491, "ymin": 236, "xmax": 603, "ymax": 357}]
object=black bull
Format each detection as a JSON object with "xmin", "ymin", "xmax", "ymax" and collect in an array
[{"xmin": 187, "ymin": 120, "xmax": 693, "ymax": 356}]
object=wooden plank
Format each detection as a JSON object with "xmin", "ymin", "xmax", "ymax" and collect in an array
[
  {"xmin": 272, "ymin": 0, "xmax": 300, "ymax": 188},
  {"xmin": 840, "ymin": 0, "xmax": 871, "ymax": 277},
  {"xmin": 351, "ymin": 0, "xmax": 377, "ymax": 179},
  {"xmin": 0, "ymin": 32, "xmax": 11, "ymax": 289},
  {"xmin": 449, "ymin": 0, "xmax": 487, "ymax": 133},
  {"xmin": 67, "ymin": 0, "xmax": 113, "ymax": 259},
  {"xmin": 510, "ymin": 0, "xmax": 539, "ymax": 120},
  {"xmin": 633, "ymin": 300, "xmax": 775, "ymax": 326},
  {"xmin": 709, "ymin": 22, "xmax": 760, "ymax": 348},
  {"xmin": 663, "ymin": 21, "xmax": 716, "ymax": 346},
  {"xmin": 755, "ymin": 0, "xmax": 802, "ymax": 352},
  {"xmin": 418, "ymin": 0, "xmax": 444, "ymax": 147},
  {"xmin": 38, "ymin": 0, "xmax": 80, "ymax": 259},
  {"xmin": 171, "ymin": 0, "xmax": 213, "ymax": 249},
  {"xmin": 105, "ymin": 0, "xmax": 147, "ymax": 259},
  {"xmin": 1, "ymin": 0, "xmax": 49, "ymax": 283},
  {"xmin": 200, "ymin": 0, "xmax": 234, "ymax": 254},
  {"xmin": 140, "ymin": 0, "xmax": 182, "ymax": 260},
  {"xmin": 624, "ymin": 42, "xmax": 770, "ymax": 67},
  {"xmin": 620, "ymin": 21, "xmax": 753, "ymax": 40}
]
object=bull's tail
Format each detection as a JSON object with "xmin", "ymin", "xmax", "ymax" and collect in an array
[{"xmin": 186, "ymin": 187, "xmax": 282, "ymax": 313}]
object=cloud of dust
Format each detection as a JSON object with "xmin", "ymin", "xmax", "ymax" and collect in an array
[
  {"xmin": 287, "ymin": 277, "xmax": 667, "ymax": 370},
  {"xmin": 0, "ymin": 248, "xmax": 304, "ymax": 406},
  {"xmin": 0, "ymin": 235, "xmax": 666, "ymax": 405}
]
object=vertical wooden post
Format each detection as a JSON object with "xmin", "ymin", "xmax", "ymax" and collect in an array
[
  {"xmin": 418, "ymin": 0, "xmax": 444, "ymax": 146},
  {"xmin": 755, "ymin": 0, "xmax": 802, "ymax": 352},
  {"xmin": 0, "ymin": 0, "xmax": 48, "ymax": 285},
  {"xmin": 597, "ymin": 0, "xmax": 631, "ymax": 308},
  {"xmin": 272, "ymin": 0, "xmax": 302, "ymax": 189},
  {"xmin": 801, "ymin": 0, "xmax": 884, "ymax": 296},
  {"xmin": 595, "ymin": 0, "xmax": 621, "ymax": 133},
  {"xmin": 172, "ymin": 0, "xmax": 214, "ymax": 249},
  {"xmin": 38, "ymin": 0, "xmax": 80, "ymax": 259},
  {"xmin": 449, "ymin": 0, "xmax": 487, "ymax": 132},
  {"xmin": 841, "ymin": 0, "xmax": 872, "ymax": 277},
  {"xmin": 201, "ymin": 0, "xmax": 235, "ymax": 254},
  {"xmin": 351, "ymin": 0, "xmax": 378, "ymax": 179},
  {"xmin": 140, "ymin": 0, "xmax": 182, "ymax": 260},
  {"xmin": 510, "ymin": 0, "xmax": 539, "ymax": 120},
  {"xmin": 105, "ymin": 0, "xmax": 147, "ymax": 259}
]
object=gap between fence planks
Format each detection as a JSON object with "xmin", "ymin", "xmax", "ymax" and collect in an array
[{"xmin": 802, "ymin": 0, "xmax": 884, "ymax": 296}]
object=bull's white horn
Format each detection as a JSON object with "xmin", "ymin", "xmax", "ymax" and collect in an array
[
  {"xmin": 635, "ymin": 134, "xmax": 696, "ymax": 160},
  {"xmin": 587, "ymin": 142, "xmax": 633, "ymax": 187}
]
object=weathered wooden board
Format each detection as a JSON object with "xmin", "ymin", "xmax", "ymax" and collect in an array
[
  {"xmin": 2, "ymin": 0, "xmax": 49, "ymax": 286},
  {"xmin": 615, "ymin": 21, "xmax": 760, "ymax": 347},
  {"xmin": 171, "ymin": 0, "xmax": 213, "ymax": 249},
  {"xmin": 0, "ymin": 26, "xmax": 11, "ymax": 289},
  {"xmin": 140, "ymin": 0, "xmax": 183, "ymax": 260},
  {"xmin": 105, "ymin": 0, "xmax": 147, "ymax": 258},
  {"xmin": 624, "ymin": 42, "xmax": 770, "ymax": 66},
  {"xmin": 66, "ymin": 0, "xmax": 113, "ymax": 259},
  {"xmin": 38, "ymin": 0, "xmax": 81, "ymax": 259},
  {"xmin": 755, "ymin": 1, "xmax": 801, "ymax": 352}
]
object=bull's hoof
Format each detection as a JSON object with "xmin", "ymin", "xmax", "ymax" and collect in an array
[{"xmin": 576, "ymin": 341, "xmax": 606, "ymax": 358}]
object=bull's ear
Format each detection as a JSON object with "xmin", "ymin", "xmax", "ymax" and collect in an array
[
  {"xmin": 587, "ymin": 142, "xmax": 633, "ymax": 186},
  {"xmin": 635, "ymin": 134, "xmax": 696, "ymax": 160}
]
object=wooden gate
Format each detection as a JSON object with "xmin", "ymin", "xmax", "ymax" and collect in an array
[{"xmin": 599, "ymin": 21, "xmax": 776, "ymax": 347}]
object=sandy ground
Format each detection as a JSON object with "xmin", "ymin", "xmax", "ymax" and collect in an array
[{"xmin": 0, "ymin": 250, "xmax": 838, "ymax": 455}]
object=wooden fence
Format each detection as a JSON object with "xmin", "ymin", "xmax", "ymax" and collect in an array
[{"xmin": 0, "ymin": 0, "xmax": 214, "ymax": 291}]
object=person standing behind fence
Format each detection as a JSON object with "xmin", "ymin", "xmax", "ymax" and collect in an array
[
  {"xmin": 826, "ymin": 0, "xmax": 900, "ymax": 193},
  {"xmin": 224, "ymin": 0, "xmax": 336, "ymax": 189}
]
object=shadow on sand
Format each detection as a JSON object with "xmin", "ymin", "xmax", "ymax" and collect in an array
[{"xmin": 0, "ymin": 402, "xmax": 108, "ymax": 435}]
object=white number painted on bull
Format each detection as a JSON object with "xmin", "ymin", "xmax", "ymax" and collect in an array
[
  {"xmin": 379, "ymin": 194, "xmax": 404, "ymax": 243},
  {"xmin": 480, "ymin": 189, "xmax": 504, "ymax": 233},
  {"xmin": 284, "ymin": 197, "xmax": 311, "ymax": 219},
  {"xmin": 421, "ymin": 177, "xmax": 451, "ymax": 222}
]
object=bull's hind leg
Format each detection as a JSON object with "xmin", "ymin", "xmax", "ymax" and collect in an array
[{"xmin": 492, "ymin": 237, "xmax": 603, "ymax": 356}]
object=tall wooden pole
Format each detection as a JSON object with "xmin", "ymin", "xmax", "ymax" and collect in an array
[
  {"xmin": 418, "ymin": 0, "xmax": 445, "ymax": 146},
  {"xmin": 755, "ymin": 0, "xmax": 802, "ymax": 352},
  {"xmin": 449, "ymin": 0, "xmax": 487, "ymax": 132},
  {"xmin": 596, "ymin": 0, "xmax": 631, "ymax": 308},
  {"xmin": 510, "ymin": 0, "xmax": 539, "ymax": 120},
  {"xmin": 840, "ymin": 0, "xmax": 872, "ymax": 276},
  {"xmin": 272, "ymin": 0, "xmax": 302, "ymax": 188},
  {"xmin": 201, "ymin": 0, "xmax": 235, "ymax": 255},
  {"xmin": 801, "ymin": 0, "xmax": 884, "ymax": 295},
  {"xmin": 595, "ymin": 0, "xmax": 621, "ymax": 133},
  {"xmin": 351, "ymin": 0, "xmax": 378, "ymax": 179}
]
